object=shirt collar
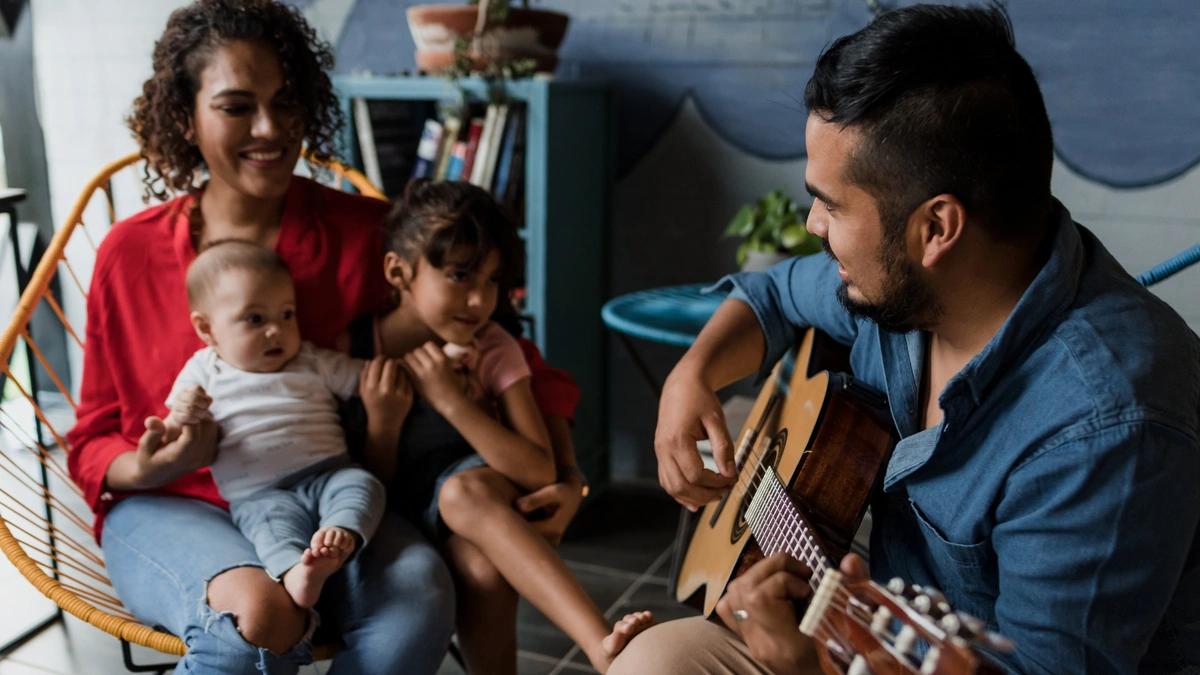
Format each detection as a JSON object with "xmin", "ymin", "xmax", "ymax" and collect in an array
[
  {"xmin": 947, "ymin": 200, "xmax": 1085, "ymax": 408},
  {"xmin": 171, "ymin": 176, "xmax": 308, "ymax": 273}
]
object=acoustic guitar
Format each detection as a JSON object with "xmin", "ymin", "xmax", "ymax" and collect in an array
[{"xmin": 674, "ymin": 328, "xmax": 1010, "ymax": 673}]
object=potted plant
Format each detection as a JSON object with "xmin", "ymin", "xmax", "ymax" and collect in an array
[
  {"xmin": 724, "ymin": 189, "xmax": 823, "ymax": 272},
  {"xmin": 407, "ymin": 0, "xmax": 570, "ymax": 77}
]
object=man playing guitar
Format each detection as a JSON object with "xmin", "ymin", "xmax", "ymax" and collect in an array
[{"xmin": 611, "ymin": 4, "xmax": 1200, "ymax": 674}]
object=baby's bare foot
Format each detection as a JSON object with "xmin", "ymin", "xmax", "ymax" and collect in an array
[
  {"xmin": 594, "ymin": 610, "xmax": 654, "ymax": 672},
  {"xmin": 281, "ymin": 527, "xmax": 355, "ymax": 608}
]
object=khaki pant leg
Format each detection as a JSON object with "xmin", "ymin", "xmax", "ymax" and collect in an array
[{"xmin": 609, "ymin": 615, "xmax": 775, "ymax": 675}]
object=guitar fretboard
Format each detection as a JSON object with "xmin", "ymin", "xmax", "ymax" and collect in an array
[{"xmin": 747, "ymin": 469, "xmax": 831, "ymax": 590}]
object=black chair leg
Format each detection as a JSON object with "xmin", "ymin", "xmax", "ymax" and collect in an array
[{"xmin": 121, "ymin": 639, "xmax": 176, "ymax": 674}]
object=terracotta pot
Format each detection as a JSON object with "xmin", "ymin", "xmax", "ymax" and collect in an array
[{"xmin": 406, "ymin": 4, "xmax": 570, "ymax": 75}]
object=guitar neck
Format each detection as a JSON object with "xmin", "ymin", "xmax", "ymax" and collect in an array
[{"xmin": 747, "ymin": 469, "xmax": 833, "ymax": 591}]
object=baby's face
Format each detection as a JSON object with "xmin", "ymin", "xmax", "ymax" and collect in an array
[{"xmin": 198, "ymin": 268, "xmax": 300, "ymax": 373}]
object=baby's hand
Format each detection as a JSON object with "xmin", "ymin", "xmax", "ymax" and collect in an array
[
  {"xmin": 166, "ymin": 385, "xmax": 212, "ymax": 427},
  {"xmin": 402, "ymin": 342, "xmax": 468, "ymax": 414},
  {"xmin": 359, "ymin": 356, "xmax": 413, "ymax": 426}
]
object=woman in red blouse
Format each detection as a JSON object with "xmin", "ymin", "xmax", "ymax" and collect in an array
[{"xmin": 67, "ymin": 2, "xmax": 454, "ymax": 672}]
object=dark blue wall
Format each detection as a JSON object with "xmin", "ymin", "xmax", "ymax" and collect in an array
[{"xmin": 332, "ymin": 0, "xmax": 1200, "ymax": 188}]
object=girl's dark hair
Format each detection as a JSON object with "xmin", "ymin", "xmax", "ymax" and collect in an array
[
  {"xmin": 384, "ymin": 179, "xmax": 525, "ymax": 296},
  {"xmin": 128, "ymin": 0, "xmax": 341, "ymax": 201},
  {"xmin": 804, "ymin": 3, "xmax": 1054, "ymax": 240}
]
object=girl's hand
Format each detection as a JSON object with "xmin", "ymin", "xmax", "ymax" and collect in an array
[
  {"xmin": 402, "ymin": 341, "xmax": 469, "ymax": 415},
  {"xmin": 515, "ymin": 475, "xmax": 585, "ymax": 546},
  {"xmin": 360, "ymin": 356, "xmax": 413, "ymax": 427}
]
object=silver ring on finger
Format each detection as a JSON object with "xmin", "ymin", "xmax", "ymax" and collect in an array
[{"xmin": 733, "ymin": 609, "xmax": 749, "ymax": 623}]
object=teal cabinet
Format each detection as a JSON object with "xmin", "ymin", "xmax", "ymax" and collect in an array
[{"xmin": 333, "ymin": 75, "xmax": 612, "ymax": 486}]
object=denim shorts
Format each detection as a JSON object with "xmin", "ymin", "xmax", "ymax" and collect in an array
[{"xmin": 421, "ymin": 452, "xmax": 489, "ymax": 540}]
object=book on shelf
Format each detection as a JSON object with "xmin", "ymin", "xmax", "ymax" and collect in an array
[
  {"xmin": 499, "ymin": 105, "xmax": 527, "ymax": 223},
  {"xmin": 459, "ymin": 117, "xmax": 485, "ymax": 184},
  {"xmin": 469, "ymin": 104, "xmax": 499, "ymax": 187},
  {"xmin": 411, "ymin": 119, "xmax": 443, "ymax": 180},
  {"xmin": 433, "ymin": 116, "xmax": 461, "ymax": 181},
  {"xmin": 352, "ymin": 98, "xmax": 382, "ymax": 189},
  {"xmin": 492, "ymin": 104, "xmax": 525, "ymax": 204},
  {"xmin": 352, "ymin": 98, "xmax": 436, "ymax": 196},
  {"xmin": 478, "ymin": 104, "xmax": 509, "ymax": 192},
  {"xmin": 445, "ymin": 141, "xmax": 469, "ymax": 181}
]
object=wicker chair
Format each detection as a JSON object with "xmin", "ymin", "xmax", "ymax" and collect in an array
[{"xmin": 0, "ymin": 152, "xmax": 382, "ymax": 671}]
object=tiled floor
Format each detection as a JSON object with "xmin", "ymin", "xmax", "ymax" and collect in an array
[{"xmin": 0, "ymin": 482, "xmax": 700, "ymax": 675}]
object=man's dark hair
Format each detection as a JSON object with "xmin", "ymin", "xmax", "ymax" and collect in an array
[{"xmin": 804, "ymin": 3, "xmax": 1054, "ymax": 240}]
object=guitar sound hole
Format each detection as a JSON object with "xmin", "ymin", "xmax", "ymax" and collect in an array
[{"xmin": 730, "ymin": 428, "xmax": 787, "ymax": 544}]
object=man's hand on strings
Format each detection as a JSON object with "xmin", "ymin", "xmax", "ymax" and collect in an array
[{"xmin": 654, "ymin": 369, "xmax": 736, "ymax": 511}]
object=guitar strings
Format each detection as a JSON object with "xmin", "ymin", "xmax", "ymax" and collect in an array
[{"xmin": 723, "ymin": 364, "xmax": 874, "ymax": 652}]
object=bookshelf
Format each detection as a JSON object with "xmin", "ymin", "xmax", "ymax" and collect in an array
[{"xmin": 333, "ymin": 74, "xmax": 613, "ymax": 486}]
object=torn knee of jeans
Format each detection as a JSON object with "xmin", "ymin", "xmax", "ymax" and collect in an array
[{"xmin": 203, "ymin": 562, "xmax": 265, "ymax": 609}]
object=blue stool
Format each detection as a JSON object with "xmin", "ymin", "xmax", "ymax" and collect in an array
[{"xmin": 601, "ymin": 283, "xmax": 725, "ymax": 396}]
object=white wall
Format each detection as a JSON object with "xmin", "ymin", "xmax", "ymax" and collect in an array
[{"xmin": 31, "ymin": 0, "xmax": 180, "ymax": 392}]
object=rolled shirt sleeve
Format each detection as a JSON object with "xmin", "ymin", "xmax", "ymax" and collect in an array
[{"xmin": 707, "ymin": 254, "xmax": 859, "ymax": 381}]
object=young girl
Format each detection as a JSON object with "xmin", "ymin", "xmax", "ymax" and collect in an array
[{"xmin": 368, "ymin": 179, "xmax": 653, "ymax": 673}]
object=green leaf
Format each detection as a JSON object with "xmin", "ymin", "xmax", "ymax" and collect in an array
[
  {"xmin": 724, "ymin": 205, "xmax": 757, "ymax": 238},
  {"xmin": 780, "ymin": 223, "xmax": 807, "ymax": 249}
]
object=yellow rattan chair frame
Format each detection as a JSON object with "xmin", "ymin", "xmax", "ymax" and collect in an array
[{"xmin": 0, "ymin": 151, "xmax": 382, "ymax": 662}]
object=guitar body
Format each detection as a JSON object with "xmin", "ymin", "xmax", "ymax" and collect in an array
[{"xmin": 674, "ymin": 328, "xmax": 896, "ymax": 616}]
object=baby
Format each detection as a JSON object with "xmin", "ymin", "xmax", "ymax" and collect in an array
[{"xmin": 156, "ymin": 239, "xmax": 388, "ymax": 609}]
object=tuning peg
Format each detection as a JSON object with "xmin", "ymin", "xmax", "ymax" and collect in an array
[
  {"xmin": 958, "ymin": 612, "xmax": 984, "ymax": 639},
  {"xmin": 848, "ymin": 654, "xmax": 873, "ymax": 675},
  {"xmin": 887, "ymin": 577, "xmax": 907, "ymax": 596},
  {"xmin": 912, "ymin": 590, "xmax": 951, "ymax": 619},
  {"xmin": 920, "ymin": 646, "xmax": 942, "ymax": 675},
  {"xmin": 983, "ymin": 630, "xmax": 1016, "ymax": 654},
  {"xmin": 921, "ymin": 587, "xmax": 948, "ymax": 605},
  {"xmin": 894, "ymin": 625, "xmax": 919, "ymax": 655},
  {"xmin": 913, "ymin": 594, "xmax": 932, "ymax": 614},
  {"xmin": 870, "ymin": 606, "xmax": 893, "ymax": 635},
  {"xmin": 940, "ymin": 613, "xmax": 961, "ymax": 635}
]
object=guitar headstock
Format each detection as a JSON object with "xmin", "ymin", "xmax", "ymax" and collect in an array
[{"xmin": 801, "ymin": 571, "xmax": 1012, "ymax": 674}]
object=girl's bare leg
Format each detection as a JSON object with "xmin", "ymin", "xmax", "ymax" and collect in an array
[
  {"xmin": 444, "ymin": 534, "xmax": 519, "ymax": 675},
  {"xmin": 439, "ymin": 467, "xmax": 653, "ymax": 672}
]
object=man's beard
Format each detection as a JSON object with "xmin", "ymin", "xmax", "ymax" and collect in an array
[{"xmin": 827, "ymin": 235, "xmax": 941, "ymax": 334}]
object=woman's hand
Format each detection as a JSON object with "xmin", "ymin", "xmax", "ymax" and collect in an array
[
  {"xmin": 402, "ymin": 342, "xmax": 469, "ymax": 415},
  {"xmin": 130, "ymin": 415, "xmax": 220, "ymax": 489},
  {"xmin": 360, "ymin": 356, "xmax": 413, "ymax": 427},
  {"xmin": 515, "ymin": 474, "xmax": 585, "ymax": 546}
]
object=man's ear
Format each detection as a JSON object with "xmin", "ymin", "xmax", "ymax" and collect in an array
[
  {"xmin": 911, "ymin": 193, "xmax": 966, "ymax": 269},
  {"xmin": 383, "ymin": 252, "xmax": 414, "ymax": 293},
  {"xmin": 190, "ymin": 310, "xmax": 216, "ymax": 346}
]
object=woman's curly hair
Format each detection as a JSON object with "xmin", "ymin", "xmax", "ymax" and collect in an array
[{"xmin": 127, "ymin": 0, "xmax": 342, "ymax": 201}]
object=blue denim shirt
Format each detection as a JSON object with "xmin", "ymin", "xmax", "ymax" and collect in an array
[{"xmin": 715, "ymin": 203, "xmax": 1200, "ymax": 673}]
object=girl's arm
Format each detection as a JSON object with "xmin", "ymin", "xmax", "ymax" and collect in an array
[
  {"xmin": 514, "ymin": 415, "xmax": 587, "ymax": 546},
  {"xmin": 359, "ymin": 356, "xmax": 413, "ymax": 483},
  {"xmin": 404, "ymin": 342, "xmax": 555, "ymax": 490}
]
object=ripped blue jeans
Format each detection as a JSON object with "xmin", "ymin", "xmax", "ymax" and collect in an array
[{"xmin": 101, "ymin": 495, "xmax": 455, "ymax": 674}]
